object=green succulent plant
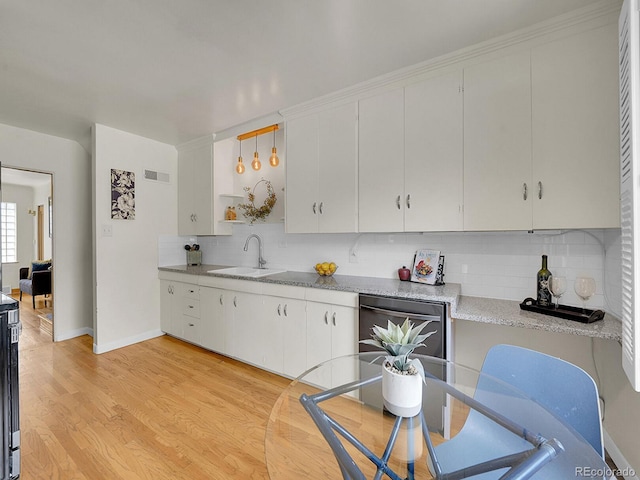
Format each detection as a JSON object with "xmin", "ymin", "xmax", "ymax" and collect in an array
[{"xmin": 360, "ymin": 318, "xmax": 436, "ymax": 380}]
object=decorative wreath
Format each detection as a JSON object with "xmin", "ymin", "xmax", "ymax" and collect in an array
[{"xmin": 238, "ymin": 179, "xmax": 277, "ymax": 224}]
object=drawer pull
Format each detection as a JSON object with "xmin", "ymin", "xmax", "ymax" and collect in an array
[
  {"xmin": 277, "ymin": 304, "xmax": 281, "ymax": 316},
  {"xmin": 283, "ymin": 304, "xmax": 288, "ymax": 317},
  {"xmin": 324, "ymin": 312, "xmax": 328, "ymax": 325},
  {"xmin": 332, "ymin": 312, "xmax": 336, "ymax": 326}
]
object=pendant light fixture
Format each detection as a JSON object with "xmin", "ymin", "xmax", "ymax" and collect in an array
[
  {"xmin": 269, "ymin": 128, "xmax": 280, "ymax": 167},
  {"xmin": 235, "ymin": 139, "xmax": 245, "ymax": 174},
  {"xmin": 252, "ymin": 134, "xmax": 261, "ymax": 171},
  {"xmin": 236, "ymin": 124, "xmax": 278, "ymax": 174}
]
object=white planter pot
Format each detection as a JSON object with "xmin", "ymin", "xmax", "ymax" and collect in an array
[{"xmin": 381, "ymin": 363, "xmax": 423, "ymax": 417}]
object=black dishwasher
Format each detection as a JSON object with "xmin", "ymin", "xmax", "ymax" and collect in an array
[{"xmin": 358, "ymin": 294, "xmax": 447, "ymax": 432}]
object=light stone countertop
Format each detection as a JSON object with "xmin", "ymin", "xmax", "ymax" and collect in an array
[{"xmin": 159, "ymin": 264, "xmax": 622, "ymax": 342}]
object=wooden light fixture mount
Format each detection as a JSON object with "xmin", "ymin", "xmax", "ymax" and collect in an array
[{"xmin": 236, "ymin": 124, "xmax": 279, "ymax": 142}]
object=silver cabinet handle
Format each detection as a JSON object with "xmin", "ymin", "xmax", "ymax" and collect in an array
[
  {"xmin": 406, "ymin": 194, "xmax": 411, "ymax": 209},
  {"xmin": 219, "ymin": 294, "xmax": 223, "ymax": 305},
  {"xmin": 188, "ymin": 304, "xmax": 194, "ymax": 309},
  {"xmin": 396, "ymin": 195, "xmax": 401, "ymax": 209},
  {"xmin": 277, "ymin": 304, "xmax": 281, "ymax": 316},
  {"xmin": 312, "ymin": 202, "xmax": 317, "ymax": 214},
  {"xmin": 332, "ymin": 312, "xmax": 336, "ymax": 326},
  {"xmin": 538, "ymin": 181, "xmax": 543, "ymax": 200},
  {"xmin": 324, "ymin": 312, "xmax": 328, "ymax": 325},
  {"xmin": 188, "ymin": 323, "xmax": 195, "ymax": 327},
  {"xmin": 283, "ymin": 304, "xmax": 288, "ymax": 316},
  {"xmin": 319, "ymin": 202, "xmax": 323, "ymax": 214},
  {"xmin": 233, "ymin": 296, "xmax": 237, "ymax": 307},
  {"xmin": 523, "ymin": 183, "xmax": 528, "ymax": 201}
]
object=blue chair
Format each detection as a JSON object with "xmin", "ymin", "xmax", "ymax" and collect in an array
[{"xmin": 433, "ymin": 344, "xmax": 604, "ymax": 479}]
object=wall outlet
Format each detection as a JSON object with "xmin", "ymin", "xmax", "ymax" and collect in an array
[{"xmin": 101, "ymin": 224, "xmax": 112, "ymax": 237}]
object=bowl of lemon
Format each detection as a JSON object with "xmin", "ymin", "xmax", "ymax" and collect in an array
[{"xmin": 314, "ymin": 262, "xmax": 338, "ymax": 276}]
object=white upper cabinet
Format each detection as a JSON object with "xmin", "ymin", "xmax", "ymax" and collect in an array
[
  {"xmin": 358, "ymin": 88, "xmax": 405, "ymax": 232},
  {"xmin": 463, "ymin": 51, "xmax": 533, "ymax": 231},
  {"xmin": 531, "ymin": 23, "xmax": 620, "ymax": 229},
  {"xmin": 285, "ymin": 102, "xmax": 358, "ymax": 233},
  {"xmin": 359, "ymin": 71, "xmax": 463, "ymax": 233},
  {"xmin": 177, "ymin": 135, "xmax": 233, "ymax": 236},
  {"xmin": 404, "ymin": 70, "xmax": 464, "ymax": 232}
]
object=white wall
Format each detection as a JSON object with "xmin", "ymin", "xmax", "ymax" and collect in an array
[
  {"xmin": 0, "ymin": 183, "xmax": 36, "ymax": 292},
  {"xmin": 92, "ymin": 124, "xmax": 177, "ymax": 353},
  {"xmin": 0, "ymin": 122, "xmax": 92, "ymax": 341}
]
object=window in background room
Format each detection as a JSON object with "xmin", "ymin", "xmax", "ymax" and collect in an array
[{"xmin": 1, "ymin": 202, "xmax": 17, "ymax": 263}]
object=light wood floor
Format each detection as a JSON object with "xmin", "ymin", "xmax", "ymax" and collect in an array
[{"xmin": 18, "ymin": 304, "xmax": 290, "ymax": 479}]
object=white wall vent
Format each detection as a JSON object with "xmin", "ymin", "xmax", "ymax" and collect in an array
[
  {"xmin": 619, "ymin": 0, "xmax": 640, "ymax": 392},
  {"xmin": 144, "ymin": 169, "xmax": 170, "ymax": 183}
]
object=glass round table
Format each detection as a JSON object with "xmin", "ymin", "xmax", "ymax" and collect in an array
[{"xmin": 265, "ymin": 353, "xmax": 610, "ymax": 480}]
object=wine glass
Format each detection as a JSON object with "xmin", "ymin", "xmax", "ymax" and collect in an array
[
  {"xmin": 549, "ymin": 276, "xmax": 567, "ymax": 309},
  {"xmin": 574, "ymin": 277, "xmax": 596, "ymax": 312}
]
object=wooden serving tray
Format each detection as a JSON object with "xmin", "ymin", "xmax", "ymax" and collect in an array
[{"xmin": 519, "ymin": 297, "xmax": 605, "ymax": 324}]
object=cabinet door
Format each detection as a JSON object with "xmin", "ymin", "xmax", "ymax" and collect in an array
[
  {"xmin": 463, "ymin": 52, "xmax": 532, "ymax": 231},
  {"xmin": 317, "ymin": 102, "xmax": 358, "ymax": 233},
  {"xmin": 160, "ymin": 280, "xmax": 178, "ymax": 335},
  {"xmin": 229, "ymin": 291, "xmax": 263, "ymax": 364},
  {"xmin": 329, "ymin": 305, "xmax": 357, "ymax": 388},
  {"xmin": 405, "ymin": 71, "xmax": 464, "ymax": 232},
  {"xmin": 281, "ymin": 298, "xmax": 307, "ymax": 378},
  {"xmin": 200, "ymin": 287, "xmax": 226, "ymax": 353},
  {"xmin": 193, "ymin": 143, "xmax": 214, "ymax": 235},
  {"xmin": 262, "ymin": 296, "xmax": 286, "ymax": 373},
  {"xmin": 285, "ymin": 114, "xmax": 319, "ymax": 233},
  {"xmin": 359, "ymin": 88, "xmax": 405, "ymax": 232},
  {"xmin": 177, "ymin": 150, "xmax": 196, "ymax": 234},
  {"xmin": 178, "ymin": 140, "xmax": 214, "ymax": 235},
  {"xmin": 531, "ymin": 24, "xmax": 620, "ymax": 229},
  {"xmin": 306, "ymin": 302, "xmax": 333, "ymax": 389}
]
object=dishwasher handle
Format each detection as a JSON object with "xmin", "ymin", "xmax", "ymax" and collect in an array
[{"xmin": 360, "ymin": 304, "xmax": 441, "ymax": 322}]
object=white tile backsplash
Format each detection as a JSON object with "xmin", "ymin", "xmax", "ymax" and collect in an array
[{"xmin": 157, "ymin": 224, "xmax": 623, "ymax": 317}]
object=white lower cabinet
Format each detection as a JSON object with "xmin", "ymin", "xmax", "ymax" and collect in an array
[
  {"xmin": 199, "ymin": 286, "xmax": 226, "ymax": 353},
  {"xmin": 160, "ymin": 279, "xmax": 201, "ymax": 342},
  {"xmin": 160, "ymin": 274, "xmax": 358, "ymax": 381},
  {"xmin": 306, "ymin": 301, "xmax": 357, "ymax": 389},
  {"xmin": 225, "ymin": 290, "xmax": 263, "ymax": 363},
  {"xmin": 262, "ymin": 295, "xmax": 307, "ymax": 375}
]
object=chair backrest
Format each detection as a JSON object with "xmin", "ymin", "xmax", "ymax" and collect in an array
[{"xmin": 477, "ymin": 344, "xmax": 603, "ymax": 459}]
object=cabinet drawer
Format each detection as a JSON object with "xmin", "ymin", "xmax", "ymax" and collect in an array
[{"xmin": 182, "ymin": 298, "xmax": 200, "ymax": 318}]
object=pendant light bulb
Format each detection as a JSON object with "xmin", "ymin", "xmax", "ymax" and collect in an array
[
  {"xmin": 236, "ymin": 140, "xmax": 245, "ymax": 174},
  {"xmin": 269, "ymin": 129, "xmax": 280, "ymax": 167},
  {"xmin": 252, "ymin": 135, "xmax": 261, "ymax": 170}
]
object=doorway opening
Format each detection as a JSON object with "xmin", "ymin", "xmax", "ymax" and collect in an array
[{"xmin": 1, "ymin": 167, "xmax": 54, "ymax": 343}]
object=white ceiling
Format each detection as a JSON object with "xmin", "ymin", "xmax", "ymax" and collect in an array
[{"xmin": 0, "ymin": 0, "xmax": 609, "ymax": 149}]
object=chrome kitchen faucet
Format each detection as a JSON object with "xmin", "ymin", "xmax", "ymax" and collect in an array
[{"xmin": 244, "ymin": 234, "xmax": 267, "ymax": 269}]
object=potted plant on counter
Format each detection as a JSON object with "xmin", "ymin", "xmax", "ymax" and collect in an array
[{"xmin": 360, "ymin": 318, "xmax": 436, "ymax": 417}]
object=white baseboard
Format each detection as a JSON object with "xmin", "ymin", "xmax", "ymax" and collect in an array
[
  {"xmin": 93, "ymin": 329, "xmax": 165, "ymax": 354},
  {"xmin": 54, "ymin": 326, "xmax": 93, "ymax": 342},
  {"xmin": 604, "ymin": 428, "xmax": 639, "ymax": 480}
]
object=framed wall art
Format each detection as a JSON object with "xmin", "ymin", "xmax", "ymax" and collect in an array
[{"xmin": 111, "ymin": 169, "xmax": 135, "ymax": 220}]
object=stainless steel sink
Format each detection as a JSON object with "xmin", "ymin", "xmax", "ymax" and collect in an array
[{"xmin": 207, "ymin": 266, "xmax": 286, "ymax": 278}]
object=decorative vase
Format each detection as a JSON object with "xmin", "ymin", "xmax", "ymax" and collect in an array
[{"xmin": 381, "ymin": 362, "xmax": 423, "ymax": 417}]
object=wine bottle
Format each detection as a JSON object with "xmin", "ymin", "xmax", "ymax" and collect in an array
[{"xmin": 537, "ymin": 255, "xmax": 552, "ymax": 307}]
